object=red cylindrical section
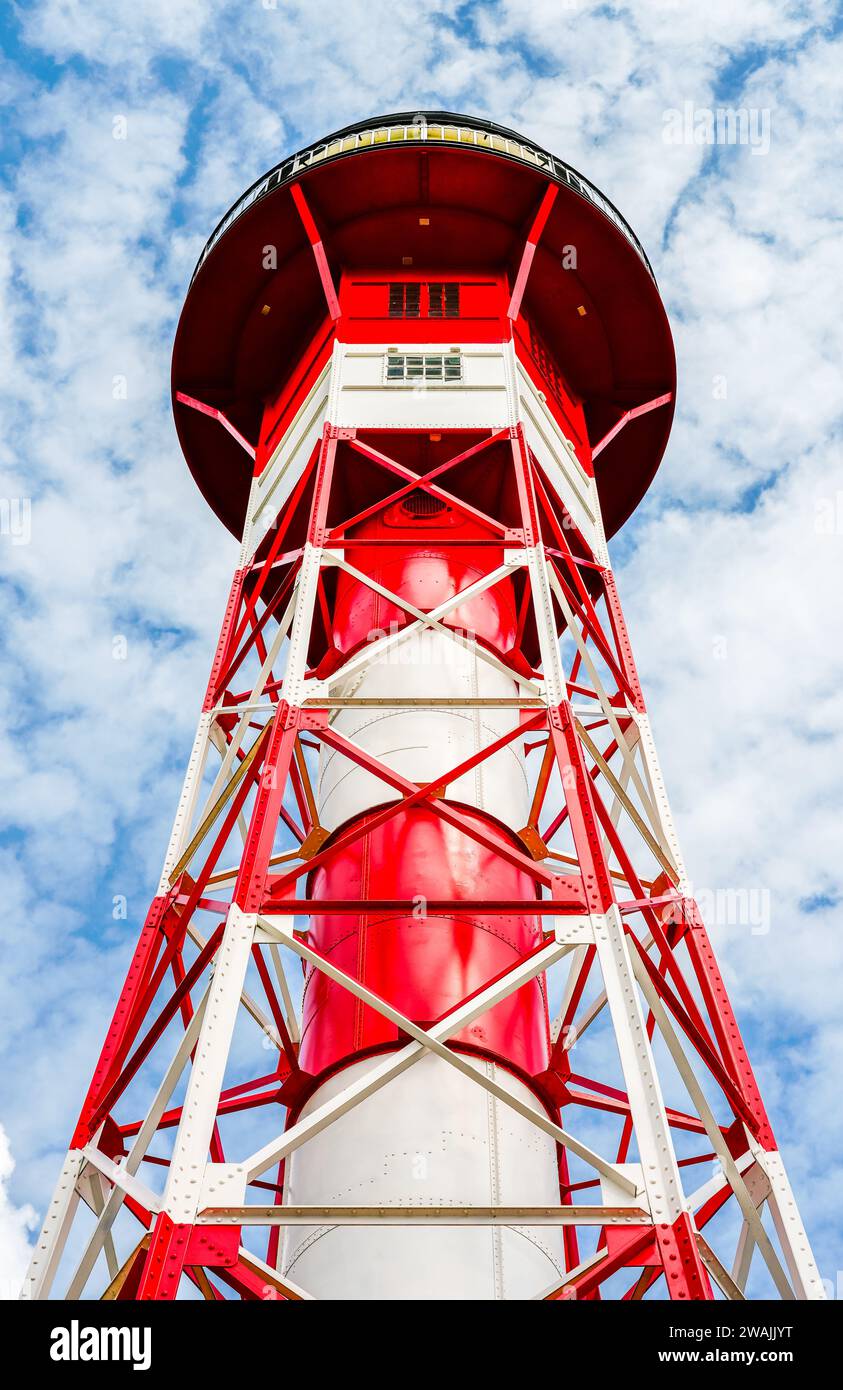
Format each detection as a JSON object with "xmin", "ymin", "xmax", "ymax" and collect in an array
[{"xmin": 299, "ymin": 805, "xmax": 550, "ymax": 1076}]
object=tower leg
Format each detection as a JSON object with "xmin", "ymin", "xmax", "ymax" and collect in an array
[{"xmin": 20, "ymin": 1151, "xmax": 84, "ymax": 1301}]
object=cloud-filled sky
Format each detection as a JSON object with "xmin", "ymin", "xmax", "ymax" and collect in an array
[{"xmin": 0, "ymin": 0, "xmax": 841, "ymax": 1295}]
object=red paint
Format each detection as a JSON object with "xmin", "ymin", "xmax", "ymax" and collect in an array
[
  {"xmin": 299, "ymin": 805, "xmax": 550, "ymax": 1077},
  {"xmin": 512, "ymin": 316, "xmax": 592, "ymax": 475},
  {"xmin": 331, "ymin": 503, "xmax": 519, "ymax": 660},
  {"xmin": 55, "ymin": 116, "xmax": 792, "ymax": 1303},
  {"xmin": 591, "ymin": 391, "xmax": 673, "ymax": 460},
  {"xmin": 337, "ymin": 271, "xmax": 510, "ymax": 344},
  {"xmin": 507, "ymin": 181, "xmax": 558, "ymax": 320},
  {"xmin": 257, "ymin": 317, "xmax": 335, "ymax": 475},
  {"xmin": 290, "ymin": 182, "xmax": 341, "ymax": 319},
  {"xmin": 175, "ymin": 392, "xmax": 256, "ymax": 459}
]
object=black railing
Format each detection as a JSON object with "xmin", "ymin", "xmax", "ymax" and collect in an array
[{"xmin": 189, "ymin": 111, "xmax": 655, "ymax": 286}]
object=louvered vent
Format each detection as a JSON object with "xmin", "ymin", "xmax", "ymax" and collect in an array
[{"xmin": 402, "ymin": 490, "xmax": 448, "ymax": 518}]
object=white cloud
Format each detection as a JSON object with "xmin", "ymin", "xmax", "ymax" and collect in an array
[
  {"xmin": 0, "ymin": 1125, "xmax": 37, "ymax": 1300},
  {"xmin": 20, "ymin": 0, "xmax": 211, "ymax": 66}
]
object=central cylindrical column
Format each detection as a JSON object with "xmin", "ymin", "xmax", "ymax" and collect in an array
[{"xmin": 281, "ymin": 493, "xmax": 565, "ymax": 1298}]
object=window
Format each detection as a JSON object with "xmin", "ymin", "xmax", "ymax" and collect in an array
[
  {"xmin": 385, "ymin": 353, "xmax": 462, "ymax": 384},
  {"xmin": 387, "ymin": 282, "xmax": 460, "ymax": 318},
  {"xmin": 388, "ymin": 283, "xmax": 421, "ymax": 318},
  {"xmin": 428, "ymin": 282, "xmax": 460, "ymax": 317}
]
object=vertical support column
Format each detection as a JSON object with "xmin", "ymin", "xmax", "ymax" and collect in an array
[
  {"xmin": 753, "ymin": 1147, "xmax": 826, "ymax": 1300},
  {"xmin": 136, "ymin": 427, "xmax": 336, "ymax": 1298},
  {"xmin": 19, "ymin": 1151, "xmax": 84, "ymax": 1301},
  {"xmin": 511, "ymin": 424, "xmax": 712, "ymax": 1298},
  {"xmin": 138, "ymin": 906, "xmax": 257, "ymax": 1299},
  {"xmin": 603, "ymin": 556, "xmax": 819, "ymax": 1288},
  {"xmin": 158, "ymin": 711, "xmax": 215, "ymax": 892}
]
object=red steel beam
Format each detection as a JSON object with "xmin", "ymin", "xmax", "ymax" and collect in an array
[
  {"xmin": 175, "ymin": 391, "xmax": 256, "ymax": 460},
  {"xmin": 507, "ymin": 182, "xmax": 559, "ymax": 321},
  {"xmin": 290, "ymin": 183, "xmax": 341, "ymax": 320}
]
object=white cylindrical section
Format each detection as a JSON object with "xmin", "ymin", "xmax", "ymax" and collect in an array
[
  {"xmin": 318, "ymin": 630, "xmax": 529, "ymax": 833},
  {"xmin": 281, "ymin": 1054, "xmax": 566, "ymax": 1299}
]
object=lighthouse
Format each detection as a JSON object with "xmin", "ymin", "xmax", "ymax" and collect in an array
[{"xmin": 23, "ymin": 112, "xmax": 822, "ymax": 1301}]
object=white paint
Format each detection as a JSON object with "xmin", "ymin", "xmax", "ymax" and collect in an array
[
  {"xmin": 332, "ymin": 342, "xmax": 509, "ymax": 431},
  {"xmin": 281, "ymin": 1054, "xmax": 566, "ymax": 1300},
  {"xmin": 245, "ymin": 365, "xmax": 331, "ymax": 560},
  {"xmin": 319, "ymin": 630, "xmax": 530, "ymax": 831}
]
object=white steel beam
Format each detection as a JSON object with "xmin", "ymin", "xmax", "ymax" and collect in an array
[
  {"xmin": 751, "ymin": 1145, "xmax": 826, "ymax": 1299},
  {"xmin": 629, "ymin": 949, "xmax": 798, "ymax": 1299},
  {"xmin": 20, "ymin": 1150, "xmax": 85, "ymax": 1300},
  {"xmin": 64, "ymin": 992, "xmax": 210, "ymax": 1299},
  {"xmin": 515, "ymin": 504, "xmax": 693, "ymax": 1232},
  {"xmin": 308, "ymin": 562, "xmax": 528, "ymax": 698},
  {"xmin": 261, "ymin": 916, "xmax": 637, "ymax": 1193},
  {"xmin": 158, "ymin": 907, "xmax": 257, "ymax": 1224},
  {"xmin": 242, "ymin": 938, "xmax": 628, "ymax": 1185},
  {"xmin": 548, "ymin": 569, "xmax": 669, "ymax": 861}
]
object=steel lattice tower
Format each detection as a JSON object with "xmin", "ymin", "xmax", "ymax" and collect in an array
[{"xmin": 23, "ymin": 112, "xmax": 823, "ymax": 1302}]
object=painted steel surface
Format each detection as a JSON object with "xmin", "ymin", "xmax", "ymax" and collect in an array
[
  {"xmin": 317, "ymin": 635, "xmax": 530, "ymax": 832},
  {"xmin": 281, "ymin": 1054, "xmax": 565, "ymax": 1300},
  {"xmin": 300, "ymin": 805, "xmax": 548, "ymax": 1077},
  {"xmin": 331, "ymin": 510, "xmax": 518, "ymax": 657}
]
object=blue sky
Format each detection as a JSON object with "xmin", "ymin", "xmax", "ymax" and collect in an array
[{"xmin": 0, "ymin": 0, "xmax": 841, "ymax": 1295}]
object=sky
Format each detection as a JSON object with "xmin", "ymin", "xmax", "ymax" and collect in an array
[{"xmin": 0, "ymin": 0, "xmax": 841, "ymax": 1297}]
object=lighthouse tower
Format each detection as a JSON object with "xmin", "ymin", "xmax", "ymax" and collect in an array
[{"xmin": 23, "ymin": 113, "xmax": 822, "ymax": 1302}]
